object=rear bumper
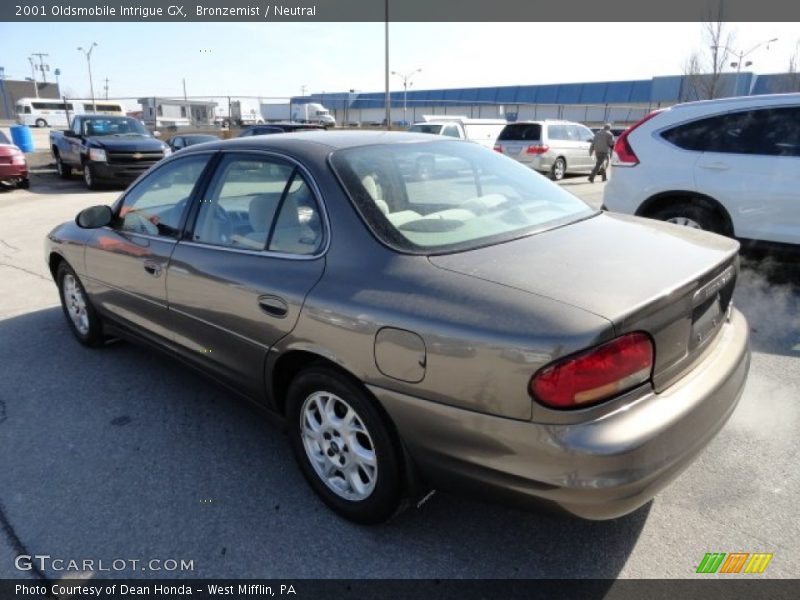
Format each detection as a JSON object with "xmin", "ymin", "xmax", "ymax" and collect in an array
[
  {"xmin": 370, "ymin": 308, "xmax": 750, "ymax": 519},
  {"xmin": 0, "ymin": 164, "xmax": 29, "ymax": 180}
]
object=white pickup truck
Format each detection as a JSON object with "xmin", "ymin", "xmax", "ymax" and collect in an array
[{"xmin": 408, "ymin": 116, "xmax": 507, "ymax": 148}]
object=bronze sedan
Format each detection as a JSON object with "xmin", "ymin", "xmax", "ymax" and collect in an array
[{"xmin": 45, "ymin": 132, "xmax": 750, "ymax": 524}]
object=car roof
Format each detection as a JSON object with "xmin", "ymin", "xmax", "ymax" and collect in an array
[
  {"xmin": 183, "ymin": 130, "xmax": 448, "ymax": 153},
  {"xmin": 669, "ymin": 92, "xmax": 800, "ymax": 112}
]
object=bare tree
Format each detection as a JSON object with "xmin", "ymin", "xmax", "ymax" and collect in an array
[
  {"xmin": 681, "ymin": 6, "xmax": 735, "ymax": 101},
  {"xmin": 770, "ymin": 39, "xmax": 800, "ymax": 93}
]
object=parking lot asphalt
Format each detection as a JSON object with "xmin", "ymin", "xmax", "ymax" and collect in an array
[{"xmin": 0, "ymin": 169, "xmax": 798, "ymax": 580}]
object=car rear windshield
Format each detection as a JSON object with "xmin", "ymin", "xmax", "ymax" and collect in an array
[
  {"xmin": 330, "ymin": 140, "xmax": 594, "ymax": 254},
  {"xmin": 408, "ymin": 124, "xmax": 443, "ymax": 135},
  {"xmin": 498, "ymin": 123, "xmax": 542, "ymax": 141}
]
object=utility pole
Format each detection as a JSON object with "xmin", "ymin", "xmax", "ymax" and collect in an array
[
  {"xmin": 300, "ymin": 84, "xmax": 307, "ymax": 96},
  {"xmin": 183, "ymin": 78, "xmax": 191, "ymax": 126},
  {"xmin": 77, "ymin": 42, "xmax": 98, "ymax": 112},
  {"xmin": 384, "ymin": 0, "xmax": 390, "ymax": 130},
  {"xmin": 104, "ymin": 77, "xmax": 109, "ymax": 100},
  {"xmin": 32, "ymin": 53, "xmax": 50, "ymax": 83},
  {"xmin": 54, "ymin": 68, "xmax": 61, "ymax": 95},
  {"xmin": 27, "ymin": 57, "xmax": 39, "ymax": 97}
]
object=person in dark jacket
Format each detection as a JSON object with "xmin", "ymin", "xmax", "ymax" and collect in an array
[{"xmin": 589, "ymin": 123, "xmax": 615, "ymax": 183}]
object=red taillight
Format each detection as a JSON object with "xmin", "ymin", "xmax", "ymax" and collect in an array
[
  {"xmin": 493, "ymin": 144, "xmax": 503, "ymax": 153},
  {"xmin": 530, "ymin": 332, "xmax": 654, "ymax": 409},
  {"xmin": 612, "ymin": 111, "xmax": 661, "ymax": 166},
  {"xmin": 526, "ymin": 144, "xmax": 549, "ymax": 155}
]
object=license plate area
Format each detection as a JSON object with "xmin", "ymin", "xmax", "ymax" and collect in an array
[{"xmin": 690, "ymin": 293, "xmax": 723, "ymax": 351}]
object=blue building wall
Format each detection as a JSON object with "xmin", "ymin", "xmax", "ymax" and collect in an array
[{"xmin": 296, "ymin": 72, "xmax": 796, "ymax": 111}]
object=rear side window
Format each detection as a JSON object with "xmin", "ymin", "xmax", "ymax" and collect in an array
[
  {"xmin": 192, "ymin": 155, "xmax": 323, "ymax": 255},
  {"xmin": 441, "ymin": 124, "xmax": 462, "ymax": 138},
  {"xmin": 498, "ymin": 123, "xmax": 541, "ymax": 141},
  {"xmin": 547, "ymin": 124, "xmax": 569, "ymax": 141},
  {"xmin": 662, "ymin": 106, "xmax": 800, "ymax": 156}
]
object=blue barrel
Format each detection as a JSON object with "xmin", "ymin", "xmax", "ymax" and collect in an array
[{"xmin": 10, "ymin": 125, "xmax": 35, "ymax": 153}]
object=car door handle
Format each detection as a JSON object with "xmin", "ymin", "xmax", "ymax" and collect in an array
[
  {"xmin": 258, "ymin": 295, "xmax": 288, "ymax": 318},
  {"xmin": 143, "ymin": 261, "xmax": 162, "ymax": 277},
  {"xmin": 698, "ymin": 162, "xmax": 730, "ymax": 171}
]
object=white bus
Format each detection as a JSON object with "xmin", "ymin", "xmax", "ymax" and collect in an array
[{"xmin": 15, "ymin": 98, "xmax": 125, "ymax": 128}]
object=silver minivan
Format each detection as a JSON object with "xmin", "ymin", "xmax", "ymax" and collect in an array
[{"xmin": 495, "ymin": 120, "xmax": 595, "ymax": 180}]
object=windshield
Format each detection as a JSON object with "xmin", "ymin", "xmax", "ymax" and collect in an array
[
  {"xmin": 330, "ymin": 140, "xmax": 595, "ymax": 254},
  {"xmin": 0, "ymin": 131, "xmax": 10, "ymax": 145},
  {"xmin": 82, "ymin": 117, "xmax": 150, "ymax": 137},
  {"xmin": 408, "ymin": 124, "xmax": 443, "ymax": 135}
]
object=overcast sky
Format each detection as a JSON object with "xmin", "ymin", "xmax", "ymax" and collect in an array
[{"xmin": 1, "ymin": 21, "xmax": 797, "ymax": 104}]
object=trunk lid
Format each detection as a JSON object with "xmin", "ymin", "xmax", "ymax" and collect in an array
[{"xmin": 429, "ymin": 212, "xmax": 739, "ymax": 392}]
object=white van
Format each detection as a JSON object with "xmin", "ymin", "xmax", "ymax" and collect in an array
[
  {"xmin": 15, "ymin": 98, "xmax": 74, "ymax": 128},
  {"xmin": 16, "ymin": 98, "xmax": 125, "ymax": 127},
  {"xmin": 408, "ymin": 116, "xmax": 507, "ymax": 149}
]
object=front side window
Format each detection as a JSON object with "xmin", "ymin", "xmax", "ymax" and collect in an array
[
  {"xmin": 191, "ymin": 155, "xmax": 324, "ymax": 255},
  {"xmin": 116, "ymin": 155, "xmax": 211, "ymax": 238},
  {"xmin": 331, "ymin": 140, "xmax": 594, "ymax": 253}
]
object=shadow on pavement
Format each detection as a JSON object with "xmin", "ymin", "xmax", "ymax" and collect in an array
[{"xmin": 0, "ymin": 306, "xmax": 648, "ymax": 580}]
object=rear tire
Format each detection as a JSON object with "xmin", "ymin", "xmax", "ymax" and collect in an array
[
  {"xmin": 35, "ymin": 118, "xmax": 47, "ymax": 128},
  {"xmin": 56, "ymin": 262, "xmax": 105, "ymax": 347},
  {"xmin": 550, "ymin": 157, "xmax": 566, "ymax": 181},
  {"xmin": 287, "ymin": 366, "xmax": 404, "ymax": 524},
  {"xmin": 650, "ymin": 202, "xmax": 724, "ymax": 235},
  {"xmin": 83, "ymin": 162, "xmax": 100, "ymax": 190},
  {"xmin": 18, "ymin": 178, "xmax": 30, "ymax": 189},
  {"xmin": 55, "ymin": 154, "xmax": 72, "ymax": 179}
]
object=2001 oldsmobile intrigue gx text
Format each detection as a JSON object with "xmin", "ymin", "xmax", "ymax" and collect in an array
[{"xmin": 45, "ymin": 132, "xmax": 750, "ymax": 524}]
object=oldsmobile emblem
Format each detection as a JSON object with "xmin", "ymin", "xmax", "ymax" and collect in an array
[{"xmin": 132, "ymin": 152, "xmax": 143, "ymax": 160}]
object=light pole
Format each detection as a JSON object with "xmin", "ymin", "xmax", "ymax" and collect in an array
[
  {"xmin": 27, "ymin": 57, "xmax": 39, "ymax": 97},
  {"xmin": 391, "ymin": 68, "xmax": 421, "ymax": 126},
  {"xmin": 712, "ymin": 37, "xmax": 778, "ymax": 96},
  {"xmin": 54, "ymin": 68, "xmax": 61, "ymax": 95},
  {"xmin": 77, "ymin": 43, "xmax": 98, "ymax": 112}
]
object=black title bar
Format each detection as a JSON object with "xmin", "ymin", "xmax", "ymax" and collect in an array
[{"xmin": 3, "ymin": 0, "xmax": 800, "ymax": 22}]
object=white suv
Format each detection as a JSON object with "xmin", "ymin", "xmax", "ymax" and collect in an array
[{"xmin": 603, "ymin": 93, "xmax": 800, "ymax": 247}]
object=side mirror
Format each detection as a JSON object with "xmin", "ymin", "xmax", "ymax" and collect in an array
[
  {"xmin": 64, "ymin": 130, "xmax": 77, "ymax": 138},
  {"xmin": 76, "ymin": 205, "xmax": 113, "ymax": 229},
  {"xmin": 153, "ymin": 131, "xmax": 161, "ymax": 138}
]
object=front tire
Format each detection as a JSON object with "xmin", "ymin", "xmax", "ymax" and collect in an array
[
  {"xmin": 56, "ymin": 262, "xmax": 104, "ymax": 347},
  {"xmin": 287, "ymin": 367, "xmax": 404, "ymax": 524},
  {"xmin": 18, "ymin": 178, "xmax": 30, "ymax": 189},
  {"xmin": 35, "ymin": 118, "xmax": 48, "ymax": 128},
  {"xmin": 550, "ymin": 157, "xmax": 566, "ymax": 181}
]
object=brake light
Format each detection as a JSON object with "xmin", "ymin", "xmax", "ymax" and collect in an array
[
  {"xmin": 526, "ymin": 144, "xmax": 549, "ymax": 155},
  {"xmin": 530, "ymin": 332, "xmax": 654, "ymax": 409},
  {"xmin": 493, "ymin": 144, "xmax": 503, "ymax": 153},
  {"xmin": 612, "ymin": 111, "xmax": 661, "ymax": 166}
]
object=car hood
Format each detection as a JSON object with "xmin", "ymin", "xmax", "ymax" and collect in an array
[
  {"xmin": 0, "ymin": 144, "xmax": 20, "ymax": 154},
  {"xmin": 89, "ymin": 136, "xmax": 164, "ymax": 152},
  {"xmin": 428, "ymin": 212, "xmax": 740, "ymax": 324}
]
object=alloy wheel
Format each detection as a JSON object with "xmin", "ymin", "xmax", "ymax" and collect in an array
[
  {"xmin": 62, "ymin": 273, "xmax": 90, "ymax": 335},
  {"xmin": 300, "ymin": 391, "xmax": 378, "ymax": 501}
]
